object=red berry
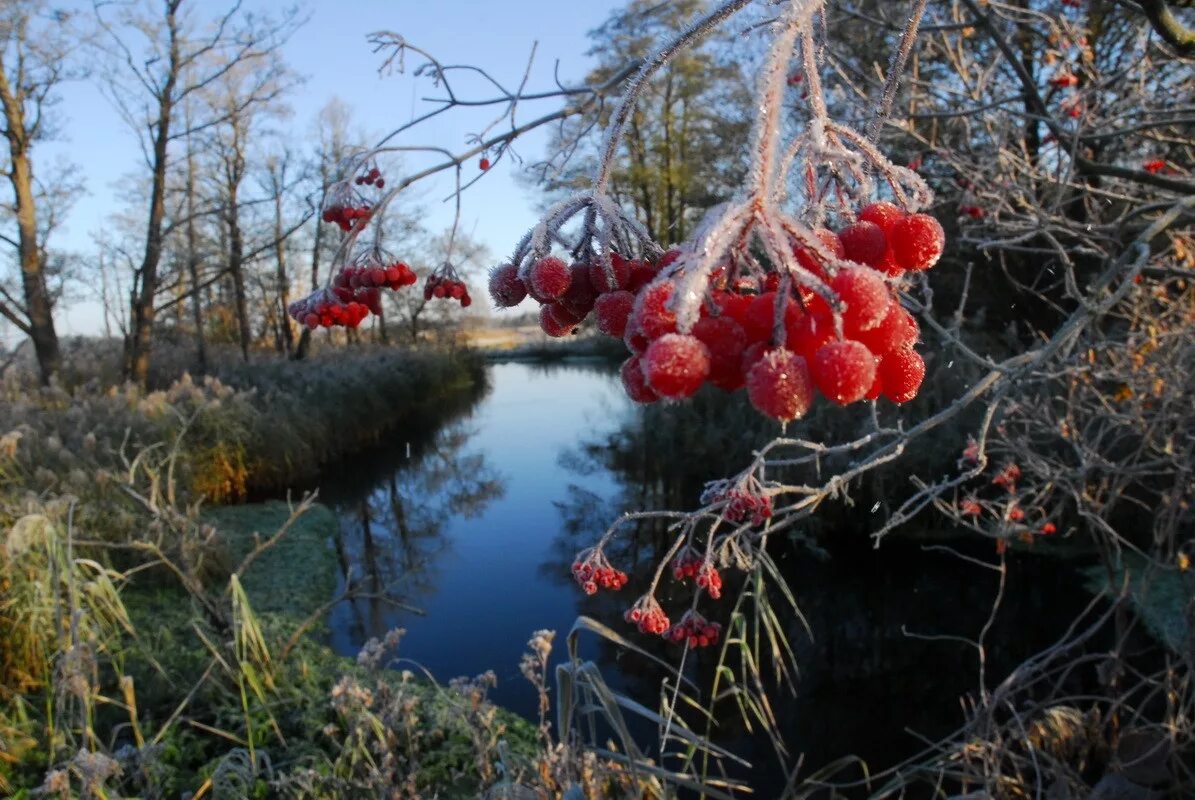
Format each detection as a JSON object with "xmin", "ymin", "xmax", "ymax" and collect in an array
[
  {"xmin": 693, "ymin": 315, "xmax": 748, "ymax": 391},
  {"xmin": 560, "ymin": 264, "xmax": 597, "ymax": 318},
  {"xmin": 594, "ymin": 291, "xmax": 636, "ymax": 338},
  {"xmin": 479, "ymin": 157, "xmax": 491, "ymax": 170},
  {"xmin": 587, "ymin": 255, "xmax": 631, "ymax": 293},
  {"xmin": 877, "ymin": 347, "xmax": 926, "ymax": 403},
  {"xmin": 833, "ymin": 267, "xmax": 892, "ymax": 333},
  {"xmin": 529, "ymin": 257, "xmax": 571, "ymax": 302},
  {"xmin": 838, "ymin": 221, "xmax": 888, "ymax": 267},
  {"xmin": 811, "ymin": 340, "xmax": 877, "ymax": 405},
  {"xmin": 742, "ymin": 292, "xmax": 782, "ymax": 344},
  {"xmin": 793, "ymin": 227, "xmax": 843, "ymax": 277},
  {"xmin": 747, "ymin": 349, "xmax": 814, "ymax": 421},
  {"xmin": 858, "ymin": 201, "xmax": 905, "ymax": 234},
  {"xmin": 488, "ymin": 263, "xmax": 527, "ymax": 308},
  {"xmin": 620, "ymin": 355, "xmax": 658, "ymax": 403},
  {"xmin": 785, "ymin": 311, "xmax": 834, "ymax": 359},
  {"xmin": 890, "ymin": 214, "xmax": 945, "ymax": 272},
  {"xmin": 642, "ymin": 334, "xmax": 710, "ymax": 400},
  {"xmin": 855, "ymin": 304, "xmax": 919, "ymax": 355},
  {"xmin": 540, "ymin": 303, "xmax": 580, "ymax": 337},
  {"xmin": 633, "ymin": 281, "xmax": 677, "ymax": 340}
]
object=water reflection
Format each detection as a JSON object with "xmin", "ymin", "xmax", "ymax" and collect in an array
[{"xmin": 315, "ymin": 360, "xmax": 1102, "ymax": 794}]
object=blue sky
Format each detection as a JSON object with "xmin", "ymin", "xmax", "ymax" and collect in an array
[{"xmin": 24, "ymin": 0, "xmax": 623, "ymax": 340}]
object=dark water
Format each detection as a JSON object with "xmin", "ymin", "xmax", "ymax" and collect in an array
[{"xmin": 316, "ymin": 360, "xmax": 1099, "ymax": 790}]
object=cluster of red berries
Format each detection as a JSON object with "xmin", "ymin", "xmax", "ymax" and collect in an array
[
  {"xmin": 672, "ymin": 549, "xmax": 723, "ymax": 599},
  {"xmin": 424, "ymin": 273, "xmax": 473, "ymax": 307},
  {"xmin": 720, "ymin": 489, "xmax": 773, "ymax": 525},
  {"xmin": 287, "ymin": 289, "xmax": 371, "ymax": 330},
  {"xmin": 490, "ymin": 203, "xmax": 943, "ymax": 423},
  {"xmin": 571, "ymin": 548, "xmax": 628, "ymax": 595},
  {"xmin": 1049, "ymin": 72, "xmax": 1079, "ymax": 89},
  {"xmin": 488, "ymin": 254, "xmax": 662, "ymax": 339},
  {"xmin": 321, "ymin": 202, "xmax": 372, "ymax": 232},
  {"xmin": 334, "ymin": 262, "xmax": 418, "ymax": 295},
  {"xmin": 1144, "ymin": 160, "xmax": 1177, "ymax": 175},
  {"xmin": 354, "ymin": 166, "xmax": 385, "ymax": 189},
  {"xmin": 624, "ymin": 595, "xmax": 670, "ymax": 636},
  {"xmin": 665, "ymin": 611, "xmax": 721, "ymax": 648}
]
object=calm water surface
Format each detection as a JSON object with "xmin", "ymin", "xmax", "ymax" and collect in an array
[{"xmin": 315, "ymin": 359, "xmax": 1097, "ymax": 786}]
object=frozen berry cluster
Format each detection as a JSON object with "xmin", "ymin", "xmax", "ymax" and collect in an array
[
  {"xmin": 489, "ymin": 202, "xmax": 944, "ymax": 422},
  {"xmin": 672, "ymin": 548, "xmax": 723, "ymax": 600},
  {"xmin": 624, "ymin": 595, "xmax": 670, "ymax": 636},
  {"xmin": 287, "ymin": 288, "xmax": 371, "ymax": 330},
  {"xmin": 289, "ymin": 249, "xmax": 421, "ymax": 329},
  {"xmin": 571, "ymin": 547, "xmax": 629, "ymax": 595},
  {"xmin": 665, "ymin": 610, "xmax": 721, "ymax": 648},
  {"xmin": 424, "ymin": 272, "xmax": 473, "ymax": 307}
]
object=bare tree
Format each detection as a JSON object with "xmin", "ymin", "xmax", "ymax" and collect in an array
[{"xmin": 92, "ymin": 0, "xmax": 302, "ymax": 385}]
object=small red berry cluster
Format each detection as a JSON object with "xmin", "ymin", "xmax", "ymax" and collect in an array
[
  {"xmin": 624, "ymin": 595, "xmax": 670, "ymax": 636},
  {"xmin": 721, "ymin": 489, "xmax": 773, "ymax": 525},
  {"xmin": 287, "ymin": 288, "xmax": 371, "ymax": 330},
  {"xmin": 354, "ymin": 166, "xmax": 385, "ymax": 189},
  {"xmin": 335, "ymin": 262, "xmax": 418, "ymax": 295},
  {"xmin": 424, "ymin": 272, "xmax": 473, "ymax": 307},
  {"xmin": 672, "ymin": 547, "xmax": 723, "ymax": 600},
  {"xmin": 571, "ymin": 548, "xmax": 629, "ymax": 595},
  {"xmin": 321, "ymin": 165, "xmax": 388, "ymax": 231},
  {"xmin": 487, "ymin": 254, "xmax": 662, "ymax": 339},
  {"xmin": 665, "ymin": 610, "xmax": 721, "ymax": 648},
  {"xmin": 957, "ymin": 444, "xmax": 1059, "ymax": 541}
]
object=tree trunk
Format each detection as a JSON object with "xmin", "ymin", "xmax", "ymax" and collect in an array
[
  {"xmin": 0, "ymin": 64, "xmax": 60, "ymax": 384},
  {"xmin": 273, "ymin": 190, "xmax": 294, "ymax": 355},
  {"xmin": 185, "ymin": 129, "xmax": 207, "ymax": 373},
  {"xmin": 125, "ymin": 13, "xmax": 180, "ymax": 387},
  {"xmin": 293, "ymin": 183, "xmax": 327, "ymax": 361}
]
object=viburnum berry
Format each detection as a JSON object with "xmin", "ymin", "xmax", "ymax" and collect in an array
[
  {"xmin": 742, "ymin": 292, "xmax": 783, "ymax": 344},
  {"xmin": 959, "ymin": 498, "xmax": 982, "ymax": 516},
  {"xmin": 746, "ymin": 348, "xmax": 814, "ymax": 422},
  {"xmin": 633, "ymin": 281, "xmax": 679, "ymax": 340},
  {"xmin": 527, "ymin": 256, "xmax": 571, "ymax": 302},
  {"xmin": 479, "ymin": 157, "xmax": 491, "ymax": 171},
  {"xmin": 1041, "ymin": 522, "xmax": 1057, "ymax": 535},
  {"xmin": 488, "ymin": 263, "xmax": 527, "ymax": 308},
  {"xmin": 992, "ymin": 462, "xmax": 1021, "ymax": 491},
  {"xmin": 785, "ymin": 311, "xmax": 834, "ymax": 359},
  {"xmin": 620, "ymin": 355, "xmax": 658, "ymax": 403},
  {"xmin": 692, "ymin": 315, "xmax": 748, "ymax": 391},
  {"xmin": 595, "ymin": 291, "xmax": 636, "ymax": 338},
  {"xmin": 560, "ymin": 263, "xmax": 598, "ymax": 318},
  {"xmin": 855, "ymin": 304, "xmax": 919, "ymax": 355},
  {"xmin": 642, "ymin": 334, "xmax": 710, "ymax": 400},
  {"xmin": 877, "ymin": 346, "xmax": 926, "ymax": 403},
  {"xmin": 833, "ymin": 267, "xmax": 892, "ymax": 333},
  {"xmin": 540, "ymin": 302, "xmax": 580, "ymax": 337},
  {"xmin": 858, "ymin": 201, "xmax": 905, "ymax": 233},
  {"xmin": 811, "ymin": 340, "xmax": 878, "ymax": 405},
  {"xmin": 587, "ymin": 254, "xmax": 632, "ymax": 293},
  {"xmin": 838, "ymin": 220, "xmax": 888, "ymax": 267},
  {"xmin": 890, "ymin": 214, "xmax": 945, "ymax": 272},
  {"xmin": 424, "ymin": 273, "xmax": 472, "ymax": 306}
]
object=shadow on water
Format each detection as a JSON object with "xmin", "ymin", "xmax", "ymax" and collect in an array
[{"xmin": 314, "ymin": 359, "xmax": 1105, "ymax": 794}]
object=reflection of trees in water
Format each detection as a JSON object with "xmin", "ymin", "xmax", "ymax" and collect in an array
[{"xmin": 335, "ymin": 419, "xmax": 505, "ymax": 636}]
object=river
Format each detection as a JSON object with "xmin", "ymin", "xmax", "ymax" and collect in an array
[{"xmin": 313, "ymin": 358, "xmax": 1099, "ymax": 789}]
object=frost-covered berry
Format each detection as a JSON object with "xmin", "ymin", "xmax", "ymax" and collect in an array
[
  {"xmin": 838, "ymin": 221, "xmax": 888, "ymax": 267},
  {"xmin": 488, "ymin": 264, "xmax": 527, "ymax": 308},
  {"xmin": 811, "ymin": 340, "xmax": 877, "ymax": 405},
  {"xmin": 833, "ymin": 267, "xmax": 892, "ymax": 333},
  {"xmin": 890, "ymin": 214, "xmax": 945, "ymax": 272},
  {"xmin": 747, "ymin": 349, "xmax": 814, "ymax": 422},
  {"xmin": 858, "ymin": 201, "xmax": 905, "ymax": 233},
  {"xmin": 620, "ymin": 355, "xmax": 658, "ymax": 403},
  {"xmin": 642, "ymin": 333, "xmax": 710, "ymax": 400},
  {"xmin": 539, "ymin": 303, "xmax": 579, "ymax": 337},
  {"xmin": 878, "ymin": 347, "xmax": 926, "ymax": 403},
  {"xmin": 588, "ymin": 255, "xmax": 632, "ymax": 293},
  {"xmin": 634, "ymin": 281, "xmax": 678, "ymax": 340},
  {"xmin": 528, "ymin": 256, "xmax": 571, "ymax": 302},
  {"xmin": 785, "ymin": 310, "xmax": 834, "ymax": 359},
  {"xmin": 693, "ymin": 315, "xmax": 748, "ymax": 391},
  {"xmin": 560, "ymin": 263, "xmax": 597, "ymax": 318},
  {"xmin": 594, "ymin": 291, "xmax": 636, "ymax": 338},
  {"xmin": 742, "ymin": 292, "xmax": 781, "ymax": 343},
  {"xmin": 856, "ymin": 304, "xmax": 919, "ymax": 355}
]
